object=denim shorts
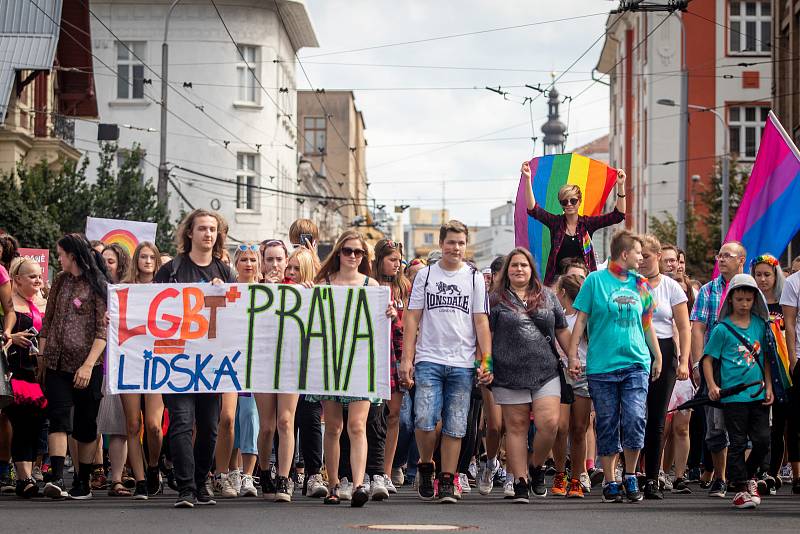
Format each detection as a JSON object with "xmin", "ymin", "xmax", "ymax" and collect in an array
[
  {"xmin": 413, "ymin": 361, "xmax": 474, "ymax": 438},
  {"xmin": 234, "ymin": 395, "xmax": 259, "ymax": 455},
  {"xmin": 588, "ymin": 364, "xmax": 649, "ymax": 456}
]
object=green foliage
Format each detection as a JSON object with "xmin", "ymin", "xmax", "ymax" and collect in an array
[{"xmin": 0, "ymin": 144, "xmax": 176, "ymax": 260}]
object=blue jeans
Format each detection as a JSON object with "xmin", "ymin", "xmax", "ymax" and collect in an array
[
  {"xmin": 588, "ymin": 365, "xmax": 649, "ymax": 457},
  {"xmin": 414, "ymin": 362, "xmax": 474, "ymax": 439}
]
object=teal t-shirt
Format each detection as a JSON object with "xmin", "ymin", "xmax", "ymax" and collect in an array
[
  {"xmin": 573, "ymin": 269, "xmax": 650, "ymax": 375},
  {"xmin": 704, "ymin": 316, "xmax": 766, "ymax": 403}
]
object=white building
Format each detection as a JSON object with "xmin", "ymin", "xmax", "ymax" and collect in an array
[
  {"xmin": 595, "ymin": 1, "xmax": 772, "ymax": 233},
  {"xmin": 75, "ymin": 0, "xmax": 318, "ymax": 242},
  {"xmin": 473, "ymin": 202, "xmax": 515, "ymax": 269}
]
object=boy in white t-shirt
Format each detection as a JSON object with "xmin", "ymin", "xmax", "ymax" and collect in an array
[{"xmin": 399, "ymin": 220, "xmax": 492, "ymax": 504}]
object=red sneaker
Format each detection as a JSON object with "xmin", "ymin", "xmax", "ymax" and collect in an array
[{"xmin": 732, "ymin": 491, "xmax": 756, "ymax": 509}]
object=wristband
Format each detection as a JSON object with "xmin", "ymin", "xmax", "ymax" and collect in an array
[{"xmin": 477, "ymin": 353, "xmax": 493, "ymax": 373}]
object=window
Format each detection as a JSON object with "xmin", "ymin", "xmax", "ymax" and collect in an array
[
  {"xmin": 729, "ymin": 106, "xmax": 769, "ymax": 160},
  {"xmin": 424, "ymin": 233, "xmax": 434, "ymax": 244},
  {"xmin": 116, "ymin": 42, "xmax": 146, "ymax": 99},
  {"xmin": 236, "ymin": 45, "xmax": 259, "ymax": 104},
  {"xmin": 236, "ymin": 153, "xmax": 258, "ymax": 210},
  {"xmin": 729, "ymin": 1, "xmax": 771, "ymax": 54},
  {"xmin": 303, "ymin": 117, "xmax": 326, "ymax": 155}
]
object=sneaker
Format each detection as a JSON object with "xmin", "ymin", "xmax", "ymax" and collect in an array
[
  {"xmin": 503, "ymin": 472, "xmax": 515, "ymax": 498},
  {"xmin": 453, "ymin": 474, "xmax": 463, "ymax": 500},
  {"xmin": 275, "ymin": 475, "xmax": 292, "ymax": 502},
  {"xmin": 567, "ymin": 478, "xmax": 584, "ymax": 499},
  {"xmin": 513, "ymin": 478, "xmax": 530, "ymax": 503},
  {"xmin": 477, "ymin": 461, "xmax": 497, "ymax": 495},
  {"xmin": 165, "ymin": 467, "xmax": 178, "ymax": 492},
  {"xmin": 624, "ymin": 476, "xmax": 643, "ymax": 502},
  {"xmin": 214, "ymin": 472, "xmax": 238, "ymax": 499},
  {"xmin": 746, "ymin": 479, "xmax": 762, "ymax": 506},
  {"xmin": 146, "ymin": 466, "xmax": 162, "ymax": 495},
  {"xmin": 90, "ymin": 468, "xmax": 107, "ymax": 491},
  {"xmin": 699, "ymin": 479, "xmax": 712, "ymax": 490},
  {"xmin": 260, "ymin": 468, "xmax": 277, "ymax": 499},
  {"xmin": 203, "ymin": 475, "xmax": 215, "ymax": 500},
  {"xmin": 16, "ymin": 478, "xmax": 39, "ymax": 498},
  {"xmin": 780, "ymin": 463, "xmax": 793, "ymax": 482},
  {"xmin": 642, "ymin": 479, "xmax": 662, "ymax": 500},
  {"xmin": 756, "ymin": 476, "xmax": 768, "ymax": 497},
  {"xmin": 293, "ymin": 472, "xmax": 304, "ymax": 494},
  {"xmin": 793, "ymin": 478, "xmax": 800, "ymax": 495},
  {"xmin": 528, "ymin": 465, "xmax": 547, "ymax": 497},
  {"xmin": 551, "ymin": 472, "xmax": 568, "ymax": 497},
  {"xmin": 761, "ymin": 474, "xmax": 777, "ymax": 496},
  {"xmin": 458, "ymin": 473, "xmax": 471, "ymax": 494},
  {"xmin": 437, "ymin": 473, "xmax": 457, "ymax": 504},
  {"xmin": 339, "ymin": 477, "xmax": 353, "ymax": 501},
  {"xmin": 174, "ymin": 489, "xmax": 196, "ymax": 508},
  {"xmin": 579, "ymin": 472, "xmax": 592, "ymax": 494},
  {"xmin": 307, "ymin": 474, "xmax": 329, "ymax": 499},
  {"xmin": 391, "ymin": 467, "xmax": 405, "ymax": 487},
  {"xmin": 685, "ymin": 467, "xmax": 701, "ymax": 483},
  {"xmin": 230, "ymin": 469, "xmax": 242, "ymax": 494},
  {"xmin": 708, "ymin": 479, "xmax": 728, "ymax": 498},
  {"xmin": 370, "ymin": 474, "xmax": 389, "ymax": 501},
  {"xmin": 68, "ymin": 481, "xmax": 93, "ymax": 500},
  {"xmin": 197, "ymin": 482, "xmax": 217, "ymax": 505},
  {"xmin": 240, "ymin": 474, "xmax": 258, "ymax": 497},
  {"xmin": 672, "ymin": 478, "xmax": 692, "ymax": 494},
  {"xmin": 772, "ymin": 475, "xmax": 782, "ymax": 495},
  {"xmin": 602, "ymin": 481, "xmax": 624, "ymax": 503},
  {"xmin": 44, "ymin": 479, "xmax": 68, "ymax": 499},
  {"xmin": 351, "ymin": 485, "xmax": 369, "ymax": 508},
  {"xmin": 384, "ymin": 474, "xmax": 398, "ymax": 495},
  {"xmin": 133, "ymin": 480, "xmax": 149, "ymax": 500},
  {"xmin": 659, "ymin": 471, "xmax": 672, "ymax": 492},
  {"xmin": 32, "ymin": 466, "xmax": 44, "ymax": 483},
  {"xmin": 544, "ymin": 460, "xmax": 557, "ymax": 477},
  {"xmin": 732, "ymin": 490, "xmax": 756, "ymax": 509},
  {"xmin": 589, "ymin": 467, "xmax": 605, "ymax": 488},
  {"xmin": 417, "ymin": 463, "xmax": 436, "ymax": 501}
]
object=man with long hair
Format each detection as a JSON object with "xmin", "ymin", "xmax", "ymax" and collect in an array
[{"xmin": 153, "ymin": 209, "xmax": 236, "ymax": 508}]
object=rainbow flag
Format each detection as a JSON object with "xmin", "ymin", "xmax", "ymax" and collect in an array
[
  {"xmin": 770, "ymin": 321, "xmax": 793, "ymax": 390},
  {"xmin": 514, "ymin": 153, "xmax": 618, "ymax": 274},
  {"xmin": 724, "ymin": 111, "xmax": 800, "ymax": 267}
]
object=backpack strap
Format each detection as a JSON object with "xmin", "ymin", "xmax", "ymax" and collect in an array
[{"xmin": 169, "ymin": 255, "xmax": 184, "ymax": 283}]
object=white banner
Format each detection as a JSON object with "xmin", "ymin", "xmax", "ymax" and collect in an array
[
  {"xmin": 86, "ymin": 217, "xmax": 157, "ymax": 257},
  {"xmin": 106, "ymin": 283, "xmax": 391, "ymax": 398}
]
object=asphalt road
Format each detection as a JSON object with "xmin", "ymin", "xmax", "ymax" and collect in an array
[{"xmin": 1, "ymin": 483, "xmax": 798, "ymax": 533}]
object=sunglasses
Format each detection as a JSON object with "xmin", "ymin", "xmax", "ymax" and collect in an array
[
  {"xmin": 237, "ymin": 244, "xmax": 259, "ymax": 252},
  {"xmin": 378, "ymin": 240, "xmax": 403, "ymax": 252},
  {"xmin": 341, "ymin": 247, "xmax": 366, "ymax": 258},
  {"xmin": 560, "ymin": 198, "xmax": 580, "ymax": 207},
  {"xmin": 261, "ymin": 239, "xmax": 285, "ymax": 248}
]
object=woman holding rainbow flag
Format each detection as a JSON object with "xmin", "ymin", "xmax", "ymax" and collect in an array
[{"xmin": 520, "ymin": 160, "xmax": 627, "ymax": 286}]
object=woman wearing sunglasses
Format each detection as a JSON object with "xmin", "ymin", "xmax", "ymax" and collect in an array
[
  {"xmin": 308, "ymin": 231, "xmax": 385, "ymax": 507},
  {"xmin": 521, "ymin": 160, "xmax": 627, "ymax": 286}
]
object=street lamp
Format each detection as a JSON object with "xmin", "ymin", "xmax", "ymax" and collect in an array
[
  {"xmin": 158, "ymin": 0, "xmax": 182, "ymax": 208},
  {"xmin": 657, "ymin": 98, "xmax": 730, "ymax": 243}
]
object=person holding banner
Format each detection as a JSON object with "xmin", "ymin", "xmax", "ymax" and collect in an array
[
  {"xmin": 520, "ymin": 161, "xmax": 627, "ymax": 286},
  {"xmin": 40, "ymin": 234, "xmax": 110, "ymax": 500},
  {"xmin": 153, "ymin": 210, "xmax": 236, "ymax": 508},
  {"xmin": 310, "ymin": 230, "xmax": 384, "ymax": 507},
  {"xmin": 120, "ymin": 242, "xmax": 165, "ymax": 497}
]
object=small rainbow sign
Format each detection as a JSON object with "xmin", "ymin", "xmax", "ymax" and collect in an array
[
  {"xmin": 86, "ymin": 217, "xmax": 157, "ymax": 257},
  {"xmin": 514, "ymin": 153, "xmax": 617, "ymax": 275}
]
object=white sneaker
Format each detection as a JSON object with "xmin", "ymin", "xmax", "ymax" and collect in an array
[
  {"xmin": 459, "ymin": 473, "xmax": 472, "ymax": 494},
  {"xmin": 339, "ymin": 477, "xmax": 353, "ymax": 501},
  {"xmin": 384, "ymin": 474, "xmax": 398, "ymax": 495},
  {"xmin": 214, "ymin": 472, "xmax": 238, "ymax": 499},
  {"xmin": 391, "ymin": 467, "xmax": 404, "ymax": 487},
  {"xmin": 307, "ymin": 474, "xmax": 328, "ymax": 498},
  {"xmin": 371, "ymin": 474, "xmax": 389, "ymax": 501},
  {"xmin": 229, "ymin": 469, "xmax": 242, "ymax": 494},
  {"xmin": 239, "ymin": 474, "xmax": 258, "ymax": 497},
  {"xmin": 503, "ymin": 472, "xmax": 515, "ymax": 498},
  {"xmin": 579, "ymin": 472, "xmax": 592, "ymax": 494},
  {"xmin": 478, "ymin": 461, "xmax": 497, "ymax": 495},
  {"xmin": 32, "ymin": 466, "xmax": 44, "ymax": 482},
  {"xmin": 204, "ymin": 475, "xmax": 216, "ymax": 498}
]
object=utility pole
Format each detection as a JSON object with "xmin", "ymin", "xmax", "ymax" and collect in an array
[{"xmin": 158, "ymin": 0, "xmax": 182, "ymax": 208}]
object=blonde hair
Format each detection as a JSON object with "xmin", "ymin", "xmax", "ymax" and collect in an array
[
  {"xmin": 641, "ymin": 234, "xmax": 662, "ymax": 255},
  {"xmin": 233, "ymin": 245, "xmax": 261, "ymax": 281},
  {"xmin": 10, "ymin": 257, "xmax": 39, "ymax": 277},
  {"xmin": 557, "ymin": 184, "xmax": 582, "ymax": 203},
  {"xmin": 287, "ymin": 247, "xmax": 318, "ymax": 284},
  {"xmin": 124, "ymin": 241, "xmax": 162, "ymax": 283}
]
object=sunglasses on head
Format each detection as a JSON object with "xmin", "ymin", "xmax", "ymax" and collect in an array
[
  {"xmin": 341, "ymin": 247, "xmax": 366, "ymax": 258},
  {"xmin": 379, "ymin": 240, "xmax": 403, "ymax": 252},
  {"xmin": 560, "ymin": 198, "xmax": 580, "ymax": 207},
  {"xmin": 237, "ymin": 244, "xmax": 259, "ymax": 252}
]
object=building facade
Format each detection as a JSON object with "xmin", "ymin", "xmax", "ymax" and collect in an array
[
  {"xmin": 74, "ymin": 0, "xmax": 317, "ymax": 243},
  {"xmin": 596, "ymin": 1, "xmax": 772, "ymax": 234},
  {"xmin": 404, "ymin": 207, "xmax": 481, "ymax": 261}
]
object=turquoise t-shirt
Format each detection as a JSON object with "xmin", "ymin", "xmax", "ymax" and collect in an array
[
  {"xmin": 573, "ymin": 269, "xmax": 650, "ymax": 375},
  {"xmin": 704, "ymin": 316, "xmax": 766, "ymax": 403}
]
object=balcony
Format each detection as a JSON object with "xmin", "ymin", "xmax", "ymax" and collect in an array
[{"xmin": 52, "ymin": 115, "xmax": 75, "ymax": 146}]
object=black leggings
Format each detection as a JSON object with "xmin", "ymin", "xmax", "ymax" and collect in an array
[
  {"xmin": 643, "ymin": 338, "xmax": 678, "ymax": 479},
  {"xmin": 5, "ymin": 404, "xmax": 45, "ymax": 462},
  {"xmin": 338, "ymin": 403, "xmax": 386, "ymax": 480},
  {"xmin": 293, "ymin": 398, "xmax": 322, "ymax": 476},
  {"xmin": 769, "ymin": 367, "xmax": 800, "ymax": 475}
]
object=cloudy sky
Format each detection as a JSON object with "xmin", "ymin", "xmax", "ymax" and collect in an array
[{"xmin": 301, "ymin": 0, "xmax": 617, "ymax": 227}]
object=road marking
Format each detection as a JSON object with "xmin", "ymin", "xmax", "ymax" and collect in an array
[{"xmin": 357, "ymin": 526, "xmax": 474, "ymax": 532}]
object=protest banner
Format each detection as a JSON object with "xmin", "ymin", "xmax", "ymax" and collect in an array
[
  {"xmin": 19, "ymin": 248, "xmax": 49, "ymax": 276},
  {"xmin": 86, "ymin": 217, "xmax": 157, "ymax": 257},
  {"xmin": 106, "ymin": 283, "xmax": 392, "ymax": 399}
]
